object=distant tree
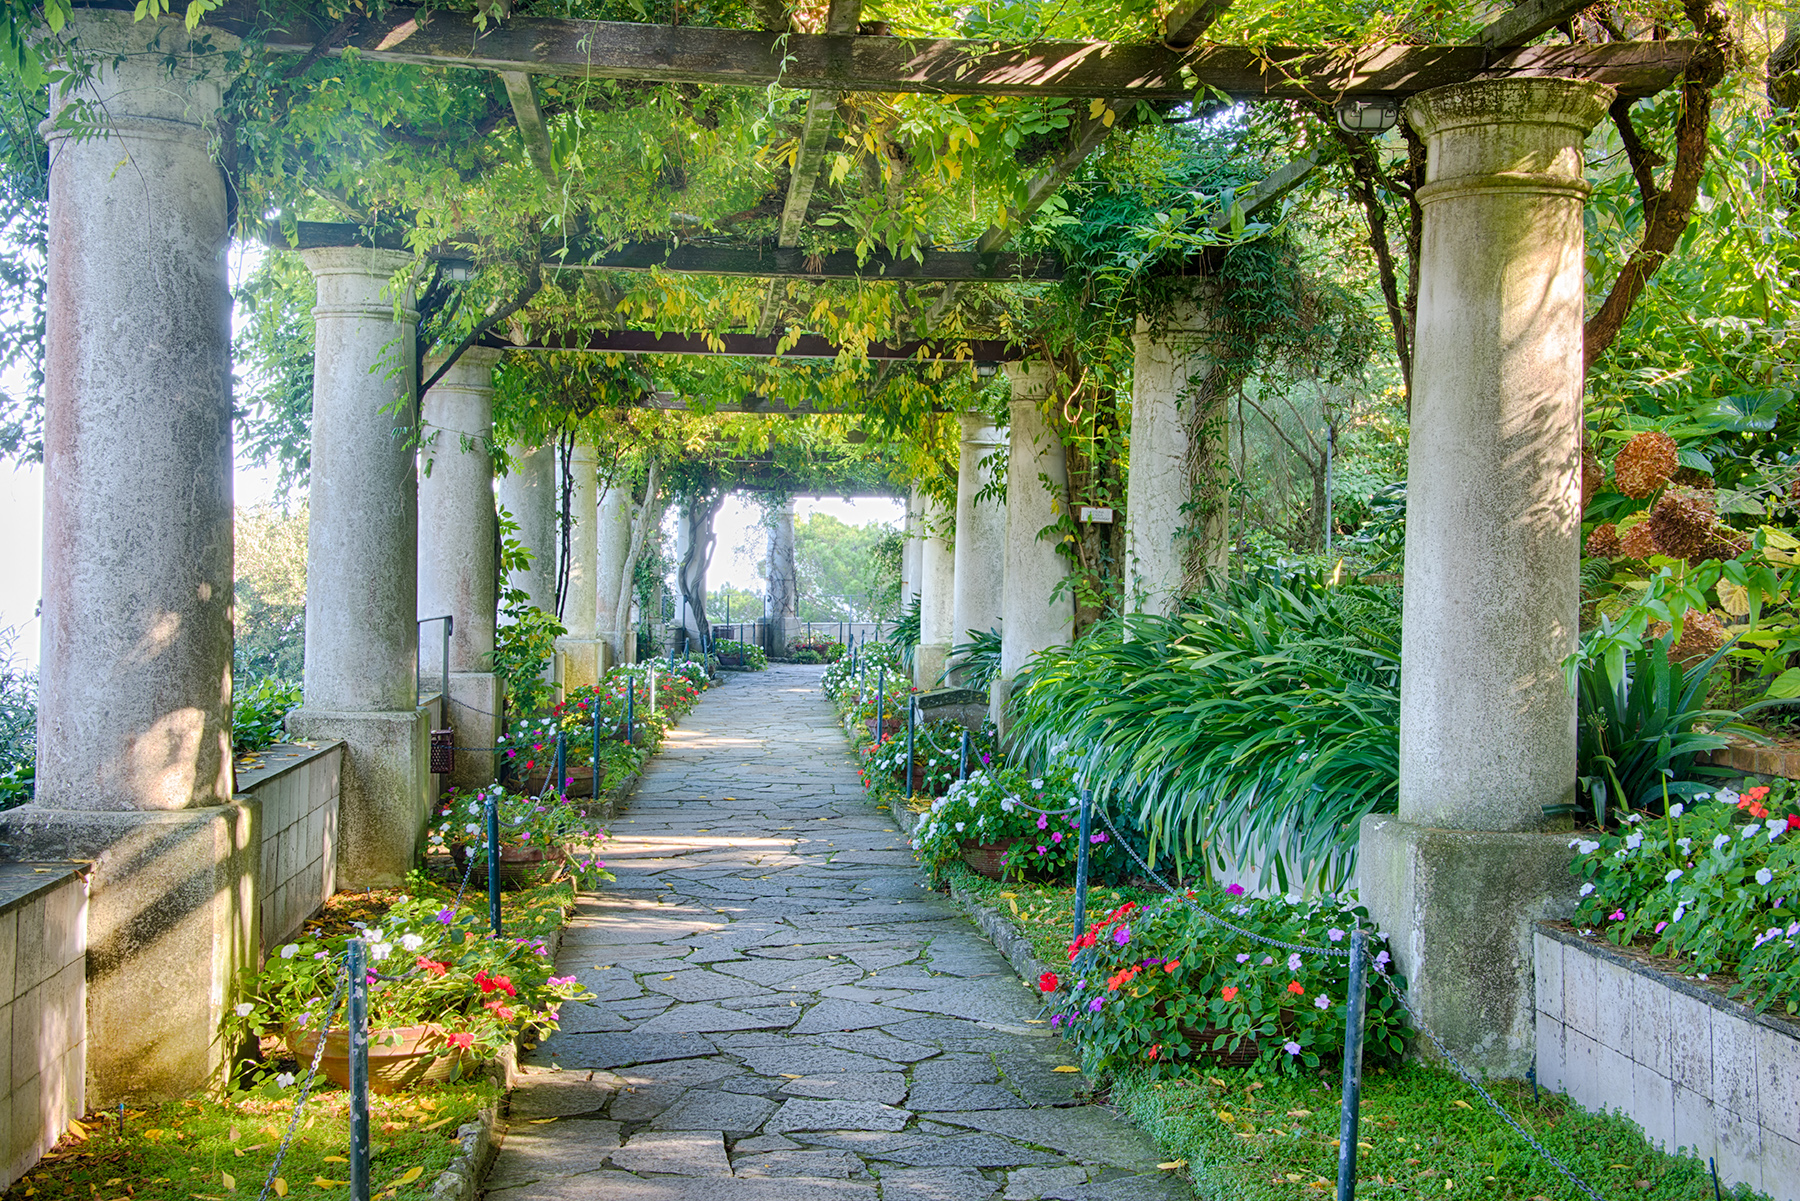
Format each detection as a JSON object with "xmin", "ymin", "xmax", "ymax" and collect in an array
[
  {"xmin": 793, "ymin": 514, "xmax": 902, "ymax": 624},
  {"xmin": 236, "ymin": 504, "xmax": 308, "ymax": 683}
]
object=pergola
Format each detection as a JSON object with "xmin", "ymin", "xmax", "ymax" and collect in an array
[{"xmin": 7, "ymin": 0, "xmax": 1692, "ymax": 1098}]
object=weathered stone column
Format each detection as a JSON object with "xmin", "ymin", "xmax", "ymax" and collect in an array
[
  {"xmin": 418, "ymin": 347, "xmax": 503, "ymax": 789},
  {"xmin": 557, "ymin": 440, "xmax": 601, "ymax": 689},
  {"xmin": 1359, "ymin": 78, "xmax": 1612, "ymax": 1077},
  {"xmin": 914, "ymin": 493, "xmax": 956, "ymax": 688},
  {"xmin": 900, "ymin": 488, "xmax": 923, "ymax": 606},
  {"xmin": 766, "ymin": 500, "xmax": 799, "ymax": 654},
  {"xmin": 950, "ymin": 415, "xmax": 1006, "ymax": 678},
  {"xmin": 0, "ymin": 9, "xmax": 252, "ymax": 1104},
  {"xmin": 1124, "ymin": 285, "xmax": 1230, "ymax": 615},
  {"xmin": 286, "ymin": 246, "xmax": 430, "ymax": 889},
  {"xmin": 595, "ymin": 480, "xmax": 633, "ymax": 671},
  {"xmin": 498, "ymin": 442, "xmax": 557, "ymax": 614},
  {"xmin": 992, "ymin": 363, "xmax": 1074, "ymax": 729}
]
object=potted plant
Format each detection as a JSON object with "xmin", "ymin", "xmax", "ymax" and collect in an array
[
  {"xmin": 431, "ymin": 785, "xmax": 617, "ymax": 890},
  {"xmin": 228, "ymin": 896, "xmax": 595, "ymax": 1093},
  {"xmin": 909, "ymin": 760, "xmax": 1097, "ymax": 882}
]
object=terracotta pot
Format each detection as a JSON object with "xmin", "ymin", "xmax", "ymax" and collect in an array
[
  {"xmin": 1176, "ymin": 1024, "xmax": 1262, "ymax": 1067},
  {"xmin": 449, "ymin": 842, "xmax": 567, "ymax": 889},
  {"xmin": 959, "ymin": 837, "xmax": 1025, "ymax": 880},
  {"xmin": 286, "ymin": 1024, "xmax": 465, "ymax": 1095}
]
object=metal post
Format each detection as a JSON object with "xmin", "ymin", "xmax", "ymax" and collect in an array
[
  {"xmin": 876, "ymin": 665, "xmax": 886, "ymax": 745},
  {"xmin": 442, "ymin": 615, "xmax": 452, "ymax": 697},
  {"xmin": 346, "ymin": 939, "xmax": 371, "ymax": 1201},
  {"xmin": 626, "ymin": 677, "xmax": 635, "ymax": 745},
  {"xmin": 1074, "ymin": 789, "xmax": 1092, "ymax": 941},
  {"xmin": 486, "ymin": 794, "xmax": 502, "ymax": 937},
  {"xmin": 958, "ymin": 729, "xmax": 969, "ymax": 781},
  {"xmin": 1336, "ymin": 929, "xmax": 1370, "ymax": 1201},
  {"xmin": 553, "ymin": 732, "xmax": 567, "ymax": 795},
  {"xmin": 905, "ymin": 698, "xmax": 915, "ymax": 797},
  {"xmin": 648, "ymin": 667, "xmax": 657, "ymax": 717},
  {"xmin": 592, "ymin": 702, "xmax": 602, "ymax": 800}
]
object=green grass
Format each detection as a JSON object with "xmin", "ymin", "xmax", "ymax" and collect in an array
[
  {"xmin": 5, "ymin": 1082, "xmax": 500, "ymax": 1201},
  {"xmin": 1110, "ymin": 1064, "xmax": 1766, "ymax": 1201}
]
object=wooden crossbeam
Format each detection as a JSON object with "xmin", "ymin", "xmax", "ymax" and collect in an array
[
  {"xmin": 499, "ymin": 71, "xmax": 558, "ymax": 184},
  {"xmin": 1208, "ymin": 150, "xmax": 1319, "ymax": 229},
  {"xmin": 1475, "ymin": 0, "xmax": 1599, "ymax": 49},
  {"xmin": 1163, "ymin": 0, "xmax": 1235, "ymax": 50},
  {"xmin": 635, "ymin": 391, "xmax": 944, "ymax": 414},
  {"xmin": 239, "ymin": 7, "xmax": 1692, "ymax": 100},
  {"xmin": 491, "ymin": 329, "xmax": 1019, "ymax": 360}
]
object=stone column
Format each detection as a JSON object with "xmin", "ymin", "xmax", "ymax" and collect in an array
[
  {"xmin": 992, "ymin": 363, "xmax": 1074, "ymax": 729},
  {"xmin": 914, "ymin": 493, "xmax": 956, "ymax": 689},
  {"xmin": 498, "ymin": 442, "xmax": 557, "ymax": 614},
  {"xmin": 285, "ymin": 246, "xmax": 430, "ymax": 890},
  {"xmin": 595, "ymin": 480, "xmax": 633, "ymax": 671},
  {"xmin": 949, "ymin": 415, "xmax": 1006, "ymax": 680},
  {"xmin": 557, "ymin": 440, "xmax": 601, "ymax": 689},
  {"xmin": 0, "ymin": 9, "xmax": 252, "ymax": 1104},
  {"xmin": 1359, "ymin": 78, "xmax": 1612, "ymax": 1077},
  {"xmin": 766, "ymin": 500, "xmax": 799, "ymax": 654},
  {"xmin": 418, "ymin": 347, "xmax": 503, "ymax": 790},
  {"xmin": 900, "ymin": 488, "xmax": 923, "ymax": 606},
  {"xmin": 1124, "ymin": 285, "xmax": 1230, "ymax": 615}
]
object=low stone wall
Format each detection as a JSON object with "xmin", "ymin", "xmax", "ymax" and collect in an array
[
  {"xmin": 234, "ymin": 741, "xmax": 344, "ymax": 951},
  {"xmin": 1534, "ymin": 924, "xmax": 1800, "ymax": 1200},
  {"xmin": 0, "ymin": 862, "xmax": 88, "ymax": 1188}
]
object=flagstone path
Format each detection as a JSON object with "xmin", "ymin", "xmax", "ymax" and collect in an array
[{"xmin": 490, "ymin": 664, "xmax": 1188, "ymax": 1201}]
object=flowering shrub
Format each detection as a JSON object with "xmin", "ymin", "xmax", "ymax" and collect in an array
[
  {"xmin": 865, "ymin": 718, "xmax": 1000, "ymax": 797},
  {"xmin": 791, "ymin": 635, "xmax": 845, "ymax": 662},
  {"xmin": 824, "ymin": 641, "xmax": 902, "ymax": 704},
  {"xmin": 910, "ymin": 761, "xmax": 1122, "ymax": 883},
  {"xmin": 1046, "ymin": 891, "xmax": 1407, "ymax": 1078},
  {"xmin": 714, "ymin": 639, "xmax": 769, "ymax": 670},
  {"xmin": 228, "ymin": 894, "xmax": 592, "ymax": 1065},
  {"xmin": 1570, "ymin": 782, "xmax": 1800, "ymax": 1014},
  {"xmin": 428, "ymin": 785, "xmax": 615, "ymax": 890}
]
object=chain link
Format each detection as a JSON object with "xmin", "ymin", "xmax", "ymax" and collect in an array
[
  {"xmin": 257, "ymin": 962, "xmax": 348, "ymax": 1201},
  {"xmin": 1373, "ymin": 973, "xmax": 1609, "ymax": 1201},
  {"xmin": 1090, "ymin": 806, "xmax": 1352, "ymax": 959}
]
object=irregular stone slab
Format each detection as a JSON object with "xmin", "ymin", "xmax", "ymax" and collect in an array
[
  {"xmin": 485, "ymin": 1124, "xmax": 621, "ymax": 1188},
  {"xmin": 866, "ymin": 1137, "xmax": 1060, "ymax": 1169},
  {"xmin": 538, "ymin": 1031, "xmax": 719, "ymax": 1069},
  {"xmin": 880, "ymin": 1168, "xmax": 1002, "ymax": 1201},
  {"xmin": 645, "ymin": 970, "xmax": 779, "ymax": 1003},
  {"xmin": 925, "ymin": 1110, "xmax": 1161, "ymax": 1171},
  {"xmin": 882, "ymin": 981, "xmax": 1044, "ymax": 1026},
  {"xmin": 734, "ymin": 1133, "xmax": 802, "ymax": 1153},
  {"xmin": 904, "ymin": 1083, "xmax": 1027, "ymax": 1112},
  {"xmin": 498, "ymin": 1173, "xmax": 880, "ymax": 1201},
  {"xmin": 780, "ymin": 1073, "xmax": 908, "ymax": 1105},
  {"xmin": 720, "ymin": 1075, "xmax": 790, "ymax": 1095},
  {"xmin": 511, "ymin": 1070, "xmax": 621, "ymax": 1118},
  {"xmin": 651, "ymin": 1090, "xmax": 778, "ymax": 1138},
  {"xmin": 1003, "ymin": 1167, "xmax": 1091, "ymax": 1200},
  {"xmin": 909, "ymin": 1056, "xmax": 997, "ymax": 1084},
  {"xmin": 789, "ymin": 999, "xmax": 911, "ymax": 1035},
  {"xmin": 732, "ymin": 1150, "xmax": 862, "ymax": 1178},
  {"xmin": 769, "ymin": 965, "xmax": 869, "ymax": 993},
  {"xmin": 1057, "ymin": 1177, "xmax": 1189, "ymax": 1201},
  {"xmin": 734, "ymin": 1046, "xmax": 898, "ymax": 1077},
  {"xmin": 996, "ymin": 1053, "xmax": 1086, "ymax": 1105},
  {"xmin": 609, "ymin": 1130, "xmax": 733, "ymax": 1177},
  {"xmin": 817, "ymin": 1030, "xmax": 938, "ymax": 1064},
  {"xmin": 557, "ymin": 1001, "xmax": 633, "ymax": 1034},
  {"xmin": 634, "ymin": 1003, "xmax": 801, "ymax": 1034},
  {"xmin": 768, "ymin": 1098, "xmax": 913, "ymax": 1133}
]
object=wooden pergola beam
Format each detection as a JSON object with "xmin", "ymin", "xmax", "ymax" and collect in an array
[
  {"xmin": 1475, "ymin": 0, "xmax": 1599, "ymax": 49},
  {"xmin": 1163, "ymin": 0, "xmax": 1235, "ymax": 50},
  {"xmin": 637, "ymin": 391, "xmax": 953, "ymax": 414},
  {"xmin": 499, "ymin": 71, "xmax": 558, "ymax": 184},
  {"xmin": 490, "ymin": 329, "xmax": 1019, "ymax": 360},
  {"xmin": 238, "ymin": 7, "xmax": 1692, "ymax": 100}
]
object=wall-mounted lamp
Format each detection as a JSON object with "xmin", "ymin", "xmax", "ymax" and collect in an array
[
  {"xmin": 439, "ymin": 259, "xmax": 475, "ymax": 282},
  {"xmin": 974, "ymin": 361, "xmax": 999, "ymax": 379},
  {"xmin": 1333, "ymin": 98, "xmax": 1401, "ymax": 135}
]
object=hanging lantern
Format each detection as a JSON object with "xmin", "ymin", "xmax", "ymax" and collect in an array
[
  {"xmin": 430, "ymin": 728, "xmax": 455, "ymax": 775},
  {"xmin": 1334, "ymin": 98, "xmax": 1400, "ymax": 135}
]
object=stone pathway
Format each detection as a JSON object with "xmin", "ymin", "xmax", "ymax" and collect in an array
[{"xmin": 492, "ymin": 664, "xmax": 1186, "ymax": 1201}]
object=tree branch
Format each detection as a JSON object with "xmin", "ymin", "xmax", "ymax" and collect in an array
[{"xmin": 419, "ymin": 260, "xmax": 543, "ymax": 396}]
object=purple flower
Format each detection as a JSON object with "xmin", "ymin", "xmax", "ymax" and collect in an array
[
  {"xmin": 1087, "ymin": 997, "xmax": 1103, "ymax": 1013},
  {"xmin": 1374, "ymin": 950, "xmax": 1390, "ymax": 973},
  {"xmin": 1283, "ymin": 1041, "xmax": 1301, "ymax": 1056},
  {"xmin": 1052, "ymin": 832, "xmax": 1064, "ymax": 844},
  {"xmin": 1608, "ymin": 909, "xmax": 1626, "ymax": 921},
  {"xmin": 1226, "ymin": 883, "xmax": 1246, "ymax": 896},
  {"xmin": 1050, "ymin": 1014, "xmax": 1064, "ymax": 1028},
  {"xmin": 1037, "ymin": 815, "xmax": 1049, "ymax": 831},
  {"xmin": 1327, "ymin": 928, "xmax": 1346, "ymax": 943},
  {"xmin": 1036, "ymin": 845, "xmax": 1048, "ymax": 855},
  {"xmin": 1113, "ymin": 925, "xmax": 1131, "ymax": 947},
  {"xmin": 437, "ymin": 908, "xmax": 457, "ymax": 924},
  {"xmin": 1314, "ymin": 994, "xmax": 1330, "ymax": 1010},
  {"xmin": 1091, "ymin": 833, "xmax": 1109, "ymax": 844}
]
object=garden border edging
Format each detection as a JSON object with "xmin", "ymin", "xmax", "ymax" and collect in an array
[{"xmin": 428, "ymin": 1105, "xmax": 499, "ymax": 1201}]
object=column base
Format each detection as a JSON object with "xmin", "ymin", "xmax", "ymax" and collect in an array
[
  {"xmin": 444, "ymin": 673, "xmax": 503, "ymax": 791},
  {"xmin": 0, "ymin": 805, "xmax": 256, "ymax": 1104},
  {"xmin": 1358, "ymin": 814, "xmax": 1581, "ymax": 1078},
  {"xmin": 286, "ymin": 706, "xmax": 431, "ymax": 888},
  {"xmin": 557, "ymin": 638, "xmax": 601, "ymax": 691},
  {"xmin": 914, "ymin": 643, "xmax": 950, "ymax": 690}
]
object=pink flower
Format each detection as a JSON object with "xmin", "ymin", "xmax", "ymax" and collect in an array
[
  {"xmin": 1037, "ymin": 815, "xmax": 1049, "ymax": 830},
  {"xmin": 1608, "ymin": 909, "xmax": 1626, "ymax": 921},
  {"xmin": 1226, "ymin": 883, "xmax": 1246, "ymax": 896}
]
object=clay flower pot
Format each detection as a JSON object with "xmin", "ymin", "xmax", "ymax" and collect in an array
[
  {"xmin": 959, "ymin": 837, "xmax": 1025, "ymax": 880},
  {"xmin": 450, "ymin": 841, "xmax": 568, "ymax": 889},
  {"xmin": 286, "ymin": 1024, "xmax": 465, "ymax": 1095}
]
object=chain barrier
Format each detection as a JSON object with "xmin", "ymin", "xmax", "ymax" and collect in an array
[
  {"xmin": 1372, "ymin": 973, "xmax": 1610, "ymax": 1201},
  {"xmin": 1088, "ymin": 805, "xmax": 1352, "ymax": 960},
  {"xmin": 256, "ymin": 961, "xmax": 348, "ymax": 1201}
]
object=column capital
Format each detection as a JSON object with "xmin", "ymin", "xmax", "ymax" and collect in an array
[
  {"xmin": 956, "ymin": 412, "xmax": 1005, "ymax": 448},
  {"xmin": 301, "ymin": 246, "xmax": 420, "ymax": 322},
  {"xmin": 1131, "ymin": 280, "xmax": 1223, "ymax": 347},
  {"xmin": 38, "ymin": 10, "xmax": 239, "ymax": 141},
  {"xmin": 1407, "ymin": 78, "xmax": 1612, "ymax": 207},
  {"xmin": 424, "ymin": 346, "xmax": 503, "ymax": 393}
]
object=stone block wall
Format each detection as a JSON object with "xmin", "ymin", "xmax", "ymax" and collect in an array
[
  {"xmin": 234, "ymin": 741, "xmax": 343, "ymax": 952},
  {"xmin": 0, "ymin": 863, "xmax": 88, "ymax": 1188},
  {"xmin": 1535, "ymin": 925, "xmax": 1800, "ymax": 1200}
]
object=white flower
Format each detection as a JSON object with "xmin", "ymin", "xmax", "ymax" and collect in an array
[
  {"xmin": 1314, "ymin": 995, "xmax": 1330, "ymax": 1010},
  {"xmin": 1671, "ymin": 803, "xmax": 1686, "ymax": 818},
  {"xmin": 275, "ymin": 1072, "xmax": 297, "ymax": 1089},
  {"xmin": 1623, "ymin": 813, "xmax": 1642, "ymax": 824},
  {"xmin": 1677, "ymin": 837, "xmax": 1692, "ymax": 852},
  {"xmin": 1573, "ymin": 839, "xmax": 1601, "ymax": 855},
  {"xmin": 401, "ymin": 933, "xmax": 424, "ymax": 952},
  {"xmin": 955, "ymin": 822, "xmax": 966, "ymax": 833},
  {"xmin": 1287, "ymin": 953, "xmax": 1303, "ymax": 972},
  {"xmin": 466, "ymin": 823, "xmax": 480, "ymax": 834},
  {"xmin": 371, "ymin": 942, "xmax": 394, "ymax": 961},
  {"xmin": 1713, "ymin": 833, "xmax": 1732, "ymax": 852},
  {"xmin": 1665, "ymin": 869, "xmax": 1684, "ymax": 883},
  {"xmin": 1031, "ymin": 779, "xmax": 1044, "ymax": 790},
  {"xmin": 234, "ymin": 1002, "xmax": 255, "ymax": 1017},
  {"xmin": 1579, "ymin": 883, "xmax": 1596, "ymax": 897},
  {"xmin": 1769, "ymin": 824, "xmax": 1786, "ymax": 843},
  {"xmin": 280, "ymin": 944, "xmax": 299, "ymax": 959},
  {"xmin": 999, "ymin": 798, "xmax": 1014, "ymax": 812},
  {"xmin": 1672, "ymin": 905, "xmax": 1686, "ymax": 923},
  {"xmin": 1757, "ymin": 868, "xmax": 1775, "ymax": 886},
  {"xmin": 1718, "ymin": 788, "xmax": 1740, "ymax": 807},
  {"xmin": 1624, "ymin": 832, "xmax": 1643, "ymax": 851},
  {"xmin": 1742, "ymin": 825, "xmax": 1762, "ymax": 840}
]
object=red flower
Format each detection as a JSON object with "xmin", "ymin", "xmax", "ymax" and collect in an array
[
  {"xmin": 1788, "ymin": 814, "xmax": 1800, "ymax": 830},
  {"xmin": 483, "ymin": 1000, "xmax": 515, "ymax": 1021},
  {"xmin": 417, "ymin": 957, "xmax": 448, "ymax": 977},
  {"xmin": 1221, "ymin": 986, "xmax": 1239, "ymax": 1002},
  {"xmin": 1751, "ymin": 803, "xmax": 1770, "ymax": 819},
  {"xmin": 446, "ymin": 1032, "xmax": 474, "ymax": 1050},
  {"xmin": 1147, "ymin": 1043, "xmax": 1160, "ymax": 1061},
  {"xmin": 1287, "ymin": 980, "xmax": 1305, "ymax": 995},
  {"xmin": 1164, "ymin": 959, "xmax": 1180, "ymax": 973},
  {"xmin": 1039, "ymin": 972, "xmax": 1060, "ymax": 993},
  {"xmin": 1744, "ymin": 786, "xmax": 1771, "ymax": 803},
  {"xmin": 475, "ymin": 971, "xmax": 517, "ymax": 997}
]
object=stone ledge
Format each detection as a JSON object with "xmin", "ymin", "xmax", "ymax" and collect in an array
[
  {"xmin": 1699, "ymin": 740, "xmax": 1800, "ymax": 781},
  {"xmin": 430, "ymin": 1105, "xmax": 500, "ymax": 1201},
  {"xmin": 232, "ymin": 741, "xmax": 345, "ymax": 793}
]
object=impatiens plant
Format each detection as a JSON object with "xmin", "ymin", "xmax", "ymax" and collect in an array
[
  {"xmin": 1046, "ymin": 890, "xmax": 1408, "ymax": 1079},
  {"xmin": 428, "ymin": 785, "xmax": 615, "ymax": 890},
  {"xmin": 864, "ymin": 717, "xmax": 999, "ymax": 797},
  {"xmin": 909, "ymin": 758, "xmax": 1123, "ymax": 884},
  {"xmin": 1570, "ymin": 782, "xmax": 1800, "ymax": 1014},
  {"xmin": 227, "ymin": 894, "xmax": 593, "ymax": 1068}
]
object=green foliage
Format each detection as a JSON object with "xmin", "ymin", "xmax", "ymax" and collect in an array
[
  {"xmin": 713, "ymin": 638, "xmax": 767, "ymax": 669},
  {"xmin": 886, "ymin": 596, "xmax": 921, "ymax": 670},
  {"xmin": 945, "ymin": 627, "xmax": 1002, "ymax": 691},
  {"xmin": 791, "ymin": 649, "xmax": 823, "ymax": 664},
  {"xmin": 1571, "ymin": 785, "xmax": 1800, "ymax": 1017},
  {"xmin": 232, "ymin": 677, "xmax": 300, "ymax": 754},
  {"xmin": 1009, "ymin": 570, "xmax": 1401, "ymax": 892},
  {"xmin": 231, "ymin": 253, "xmax": 316, "ymax": 493},
  {"xmin": 494, "ymin": 507, "xmax": 564, "ymax": 718},
  {"xmin": 1050, "ymin": 891, "xmax": 1406, "ymax": 1079},
  {"xmin": 0, "ymin": 624, "xmax": 33, "ymax": 807},
  {"xmin": 795, "ymin": 512, "xmax": 904, "ymax": 623},
  {"xmin": 234, "ymin": 504, "xmax": 309, "ymax": 683},
  {"xmin": 429, "ymin": 785, "xmax": 616, "ymax": 891},
  {"xmin": 908, "ymin": 758, "xmax": 1123, "ymax": 884},
  {"xmin": 865, "ymin": 714, "xmax": 995, "ymax": 798}
]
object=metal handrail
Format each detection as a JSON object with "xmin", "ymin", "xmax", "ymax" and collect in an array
[{"xmin": 417, "ymin": 615, "xmax": 453, "ymax": 702}]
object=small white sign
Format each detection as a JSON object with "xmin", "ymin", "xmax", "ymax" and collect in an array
[{"xmin": 1078, "ymin": 506, "xmax": 1115, "ymax": 524}]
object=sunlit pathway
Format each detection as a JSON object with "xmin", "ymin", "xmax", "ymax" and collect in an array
[{"xmin": 487, "ymin": 664, "xmax": 1187, "ymax": 1201}]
